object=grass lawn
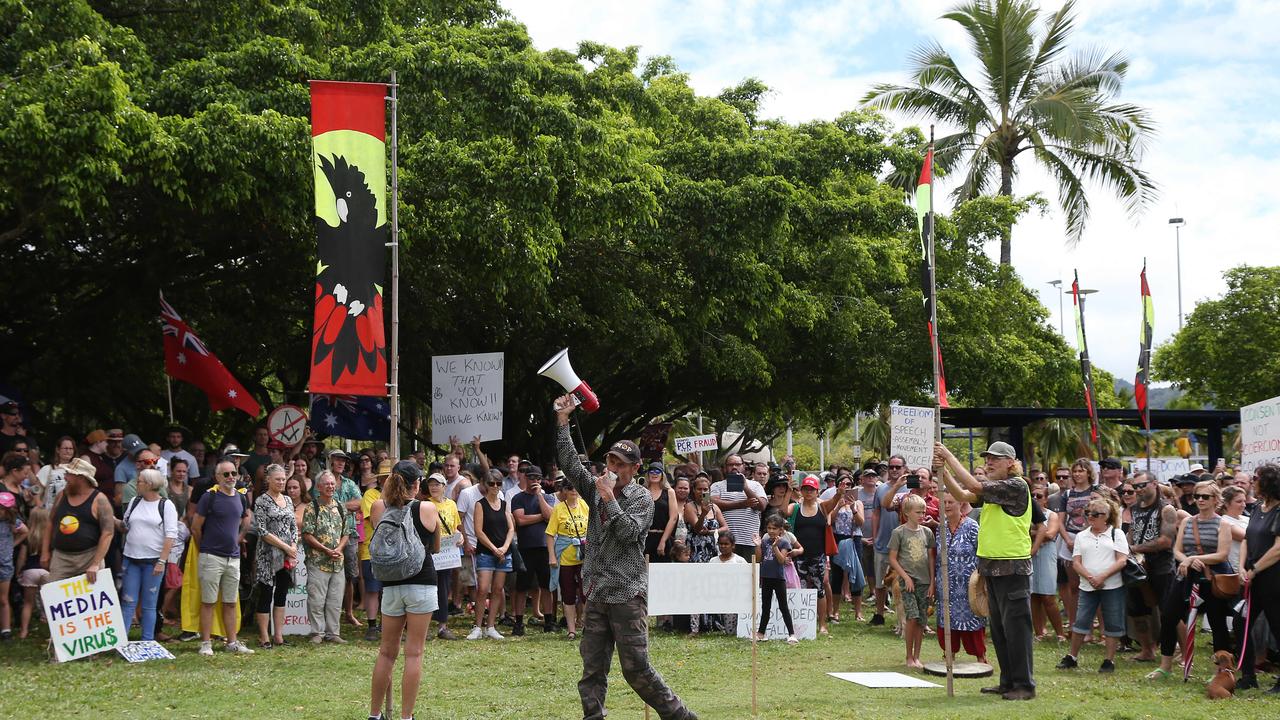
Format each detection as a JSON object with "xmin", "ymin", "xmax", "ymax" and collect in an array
[{"xmin": 2, "ymin": 610, "xmax": 1277, "ymax": 720}]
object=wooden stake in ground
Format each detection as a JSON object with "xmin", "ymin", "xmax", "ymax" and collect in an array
[{"xmin": 751, "ymin": 549, "xmax": 759, "ymax": 718}]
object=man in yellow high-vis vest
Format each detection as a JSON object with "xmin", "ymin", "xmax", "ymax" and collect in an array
[{"xmin": 936, "ymin": 441, "xmax": 1037, "ymax": 701}]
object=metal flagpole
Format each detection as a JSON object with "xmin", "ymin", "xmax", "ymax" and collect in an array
[
  {"xmin": 925, "ymin": 126, "xmax": 954, "ymax": 695},
  {"xmin": 387, "ymin": 70, "xmax": 401, "ymax": 460}
]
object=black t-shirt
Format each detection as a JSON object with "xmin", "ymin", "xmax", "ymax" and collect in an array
[
  {"xmin": 1245, "ymin": 503, "xmax": 1280, "ymax": 571},
  {"xmin": 510, "ymin": 491, "xmax": 549, "ymax": 549}
]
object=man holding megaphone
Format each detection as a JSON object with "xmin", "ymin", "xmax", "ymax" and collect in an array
[{"xmin": 553, "ymin": 394, "xmax": 698, "ymax": 720}]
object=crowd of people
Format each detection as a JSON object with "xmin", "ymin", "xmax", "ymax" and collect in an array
[{"xmin": 3, "ymin": 395, "xmax": 1280, "ymax": 706}]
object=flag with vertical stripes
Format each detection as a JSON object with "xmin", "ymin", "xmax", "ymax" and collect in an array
[
  {"xmin": 914, "ymin": 148, "xmax": 949, "ymax": 407},
  {"xmin": 1135, "ymin": 263, "xmax": 1155, "ymax": 430},
  {"xmin": 1071, "ymin": 271, "xmax": 1100, "ymax": 447}
]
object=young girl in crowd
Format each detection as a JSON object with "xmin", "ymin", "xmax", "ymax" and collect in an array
[
  {"xmin": 696, "ymin": 531, "xmax": 747, "ymax": 636},
  {"xmin": 0, "ymin": 491, "xmax": 29, "ymax": 640},
  {"xmin": 16, "ymin": 506, "xmax": 47, "ymax": 639},
  {"xmin": 756, "ymin": 516, "xmax": 799, "ymax": 645}
]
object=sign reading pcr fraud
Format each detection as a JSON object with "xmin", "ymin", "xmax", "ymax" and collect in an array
[{"xmin": 41, "ymin": 569, "xmax": 128, "ymax": 662}]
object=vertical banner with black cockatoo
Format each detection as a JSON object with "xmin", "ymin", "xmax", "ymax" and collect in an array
[{"xmin": 308, "ymin": 80, "xmax": 389, "ymax": 396}]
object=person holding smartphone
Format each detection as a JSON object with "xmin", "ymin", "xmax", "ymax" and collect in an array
[
  {"xmin": 553, "ymin": 394, "xmax": 697, "ymax": 720},
  {"xmin": 712, "ymin": 456, "xmax": 765, "ymax": 561}
]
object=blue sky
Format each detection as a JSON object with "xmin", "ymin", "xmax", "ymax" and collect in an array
[{"xmin": 503, "ymin": 0, "xmax": 1280, "ymax": 383}]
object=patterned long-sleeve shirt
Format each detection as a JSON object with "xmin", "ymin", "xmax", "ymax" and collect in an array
[{"xmin": 556, "ymin": 424, "xmax": 654, "ymax": 603}]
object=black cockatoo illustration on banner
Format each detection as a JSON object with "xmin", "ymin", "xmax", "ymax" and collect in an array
[{"xmin": 308, "ymin": 80, "xmax": 389, "ymax": 396}]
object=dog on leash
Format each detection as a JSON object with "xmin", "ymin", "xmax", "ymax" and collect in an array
[{"xmin": 1207, "ymin": 650, "xmax": 1237, "ymax": 699}]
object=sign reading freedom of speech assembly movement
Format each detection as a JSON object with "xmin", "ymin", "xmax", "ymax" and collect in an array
[
  {"xmin": 890, "ymin": 405, "xmax": 936, "ymax": 471},
  {"xmin": 1241, "ymin": 395, "xmax": 1280, "ymax": 472},
  {"xmin": 674, "ymin": 434, "xmax": 719, "ymax": 456},
  {"xmin": 431, "ymin": 352, "xmax": 504, "ymax": 444},
  {"xmin": 41, "ymin": 569, "xmax": 128, "ymax": 662}
]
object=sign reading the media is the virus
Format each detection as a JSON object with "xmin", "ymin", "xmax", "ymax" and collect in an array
[{"xmin": 41, "ymin": 570, "xmax": 128, "ymax": 662}]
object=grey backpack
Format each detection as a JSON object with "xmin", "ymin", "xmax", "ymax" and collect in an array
[{"xmin": 369, "ymin": 500, "xmax": 426, "ymax": 582}]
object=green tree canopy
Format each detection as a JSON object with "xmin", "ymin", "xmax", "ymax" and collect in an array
[{"xmin": 1153, "ymin": 266, "xmax": 1280, "ymax": 409}]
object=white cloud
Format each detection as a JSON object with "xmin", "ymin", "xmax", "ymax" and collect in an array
[{"xmin": 502, "ymin": 0, "xmax": 1280, "ymax": 383}]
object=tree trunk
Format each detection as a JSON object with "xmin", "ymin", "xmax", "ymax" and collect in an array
[{"xmin": 999, "ymin": 161, "xmax": 1014, "ymax": 266}]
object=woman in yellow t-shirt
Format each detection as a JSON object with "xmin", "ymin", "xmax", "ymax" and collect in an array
[
  {"xmin": 546, "ymin": 482, "xmax": 589, "ymax": 638},
  {"xmin": 428, "ymin": 473, "xmax": 464, "ymax": 640}
]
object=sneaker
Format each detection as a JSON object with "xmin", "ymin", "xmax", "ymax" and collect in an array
[
  {"xmin": 786, "ymin": 635, "xmax": 799, "ymax": 645},
  {"xmin": 178, "ymin": 631, "xmax": 200, "ymax": 642},
  {"xmin": 1099, "ymin": 659, "xmax": 1116, "ymax": 673},
  {"xmin": 484, "ymin": 626, "xmax": 505, "ymax": 640},
  {"xmin": 1056, "ymin": 654, "xmax": 1078, "ymax": 670},
  {"xmin": 0, "ymin": 630, "xmax": 11, "ymax": 642},
  {"xmin": 437, "ymin": 627, "xmax": 459, "ymax": 641},
  {"xmin": 198, "ymin": 641, "xmax": 214, "ymax": 657},
  {"xmin": 225, "ymin": 640, "xmax": 255, "ymax": 655},
  {"xmin": 466, "ymin": 626, "xmax": 484, "ymax": 640},
  {"xmin": 869, "ymin": 614, "xmax": 885, "ymax": 626},
  {"xmin": 448, "ymin": 603, "xmax": 463, "ymax": 616},
  {"xmin": 310, "ymin": 633, "xmax": 323, "ymax": 644},
  {"xmin": 1267, "ymin": 677, "xmax": 1280, "ymax": 695},
  {"xmin": 324, "ymin": 634, "xmax": 347, "ymax": 644},
  {"xmin": 363, "ymin": 626, "xmax": 381, "ymax": 642},
  {"xmin": 512, "ymin": 620, "xmax": 525, "ymax": 637}
]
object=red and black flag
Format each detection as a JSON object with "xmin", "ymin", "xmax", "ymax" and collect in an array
[
  {"xmin": 1071, "ymin": 271, "xmax": 1100, "ymax": 451},
  {"xmin": 1135, "ymin": 263, "xmax": 1155, "ymax": 430},
  {"xmin": 308, "ymin": 80, "xmax": 389, "ymax": 396},
  {"xmin": 914, "ymin": 147, "xmax": 949, "ymax": 407},
  {"xmin": 160, "ymin": 293, "xmax": 261, "ymax": 417}
]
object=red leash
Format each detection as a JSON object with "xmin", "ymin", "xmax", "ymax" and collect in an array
[{"xmin": 1237, "ymin": 582, "xmax": 1252, "ymax": 672}]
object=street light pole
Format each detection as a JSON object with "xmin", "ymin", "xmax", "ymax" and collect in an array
[
  {"xmin": 1048, "ymin": 279, "xmax": 1064, "ymax": 335},
  {"xmin": 1169, "ymin": 217, "xmax": 1185, "ymax": 329}
]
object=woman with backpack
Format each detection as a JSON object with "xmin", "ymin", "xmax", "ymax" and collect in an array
[
  {"xmin": 368, "ymin": 460, "xmax": 439, "ymax": 720},
  {"xmin": 119, "ymin": 468, "xmax": 178, "ymax": 641}
]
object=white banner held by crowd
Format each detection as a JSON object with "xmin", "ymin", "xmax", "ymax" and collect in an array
[
  {"xmin": 674, "ymin": 434, "xmax": 718, "ymax": 456},
  {"xmin": 41, "ymin": 569, "xmax": 128, "ymax": 662},
  {"xmin": 736, "ymin": 588, "xmax": 818, "ymax": 641},
  {"xmin": 431, "ymin": 352, "xmax": 504, "ymax": 444},
  {"xmin": 1242, "ymin": 395, "xmax": 1280, "ymax": 472},
  {"xmin": 890, "ymin": 405, "xmax": 936, "ymax": 471},
  {"xmin": 647, "ymin": 562, "xmax": 753, "ymax": 616}
]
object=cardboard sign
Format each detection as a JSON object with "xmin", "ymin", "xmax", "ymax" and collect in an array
[
  {"xmin": 431, "ymin": 352, "xmax": 504, "ymax": 443},
  {"xmin": 432, "ymin": 532, "xmax": 463, "ymax": 571},
  {"xmin": 674, "ymin": 434, "xmax": 719, "ymax": 455},
  {"xmin": 647, "ymin": 562, "xmax": 753, "ymax": 616},
  {"xmin": 736, "ymin": 588, "xmax": 818, "ymax": 641},
  {"xmin": 282, "ymin": 563, "xmax": 311, "ymax": 636},
  {"xmin": 41, "ymin": 569, "xmax": 129, "ymax": 662},
  {"xmin": 267, "ymin": 404, "xmax": 308, "ymax": 447},
  {"xmin": 117, "ymin": 640, "xmax": 175, "ymax": 663},
  {"xmin": 890, "ymin": 405, "xmax": 936, "ymax": 471},
  {"xmin": 1242, "ymin": 395, "xmax": 1280, "ymax": 472}
]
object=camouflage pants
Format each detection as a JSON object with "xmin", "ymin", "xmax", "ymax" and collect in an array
[{"xmin": 579, "ymin": 594, "xmax": 696, "ymax": 720}]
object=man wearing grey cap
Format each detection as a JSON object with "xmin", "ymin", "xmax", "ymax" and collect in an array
[
  {"xmin": 554, "ymin": 394, "xmax": 697, "ymax": 720},
  {"xmin": 935, "ymin": 440, "xmax": 1037, "ymax": 701}
]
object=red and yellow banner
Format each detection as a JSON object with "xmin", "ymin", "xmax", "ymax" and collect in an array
[{"xmin": 308, "ymin": 81, "xmax": 389, "ymax": 396}]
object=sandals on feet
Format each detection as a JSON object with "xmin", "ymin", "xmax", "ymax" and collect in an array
[{"xmin": 1144, "ymin": 668, "xmax": 1171, "ymax": 680}]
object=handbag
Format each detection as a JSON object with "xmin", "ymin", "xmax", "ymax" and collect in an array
[
  {"xmin": 783, "ymin": 560, "xmax": 802, "ymax": 589},
  {"xmin": 1112, "ymin": 529, "xmax": 1148, "ymax": 586},
  {"xmin": 1191, "ymin": 519, "xmax": 1241, "ymax": 599},
  {"xmin": 968, "ymin": 570, "xmax": 989, "ymax": 618}
]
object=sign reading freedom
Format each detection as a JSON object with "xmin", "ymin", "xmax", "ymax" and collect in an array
[{"xmin": 41, "ymin": 569, "xmax": 128, "ymax": 662}]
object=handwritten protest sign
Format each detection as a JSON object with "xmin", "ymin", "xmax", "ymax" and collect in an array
[
  {"xmin": 117, "ymin": 640, "xmax": 175, "ymax": 663},
  {"xmin": 736, "ymin": 588, "xmax": 818, "ymax": 641},
  {"xmin": 431, "ymin": 352, "xmax": 504, "ymax": 443},
  {"xmin": 674, "ymin": 434, "xmax": 719, "ymax": 456},
  {"xmin": 1242, "ymin": 395, "xmax": 1280, "ymax": 472},
  {"xmin": 41, "ymin": 569, "xmax": 128, "ymax": 662},
  {"xmin": 648, "ymin": 562, "xmax": 752, "ymax": 616},
  {"xmin": 433, "ymin": 532, "xmax": 463, "ymax": 571},
  {"xmin": 282, "ymin": 563, "xmax": 311, "ymax": 636},
  {"xmin": 891, "ymin": 405, "xmax": 936, "ymax": 471}
]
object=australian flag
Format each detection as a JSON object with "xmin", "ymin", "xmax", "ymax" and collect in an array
[{"xmin": 309, "ymin": 394, "xmax": 390, "ymax": 441}]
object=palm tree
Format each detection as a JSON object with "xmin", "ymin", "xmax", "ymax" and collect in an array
[{"xmin": 864, "ymin": 0, "xmax": 1157, "ymax": 264}]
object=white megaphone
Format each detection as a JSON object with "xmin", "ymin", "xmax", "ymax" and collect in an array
[{"xmin": 537, "ymin": 348, "xmax": 600, "ymax": 413}]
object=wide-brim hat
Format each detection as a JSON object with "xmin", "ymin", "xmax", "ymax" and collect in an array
[
  {"xmin": 61, "ymin": 457, "xmax": 98, "ymax": 486},
  {"xmin": 375, "ymin": 460, "xmax": 394, "ymax": 478}
]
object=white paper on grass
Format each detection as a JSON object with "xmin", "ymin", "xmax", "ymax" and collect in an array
[
  {"xmin": 646, "ymin": 562, "xmax": 753, "ymax": 616},
  {"xmin": 827, "ymin": 672, "xmax": 942, "ymax": 688}
]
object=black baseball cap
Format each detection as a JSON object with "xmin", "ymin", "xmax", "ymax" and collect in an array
[
  {"xmin": 1100, "ymin": 457, "xmax": 1123, "ymax": 470},
  {"xmin": 393, "ymin": 460, "xmax": 425, "ymax": 483},
  {"xmin": 606, "ymin": 440, "xmax": 641, "ymax": 465},
  {"xmin": 1175, "ymin": 473, "xmax": 1198, "ymax": 486},
  {"xmin": 524, "ymin": 464, "xmax": 544, "ymax": 478}
]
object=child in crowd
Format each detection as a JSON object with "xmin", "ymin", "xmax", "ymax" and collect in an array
[
  {"xmin": 669, "ymin": 541, "xmax": 694, "ymax": 633},
  {"xmin": 693, "ymin": 532, "xmax": 747, "ymax": 636},
  {"xmin": 889, "ymin": 494, "xmax": 935, "ymax": 669},
  {"xmin": 16, "ymin": 506, "xmax": 48, "ymax": 639},
  {"xmin": 756, "ymin": 516, "xmax": 800, "ymax": 645},
  {"xmin": 0, "ymin": 491, "xmax": 28, "ymax": 641}
]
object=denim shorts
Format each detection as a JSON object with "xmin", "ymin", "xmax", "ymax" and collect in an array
[
  {"xmin": 475, "ymin": 552, "xmax": 512, "ymax": 573},
  {"xmin": 380, "ymin": 584, "xmax": 439, "ymax": 617},
  {"xmin": 360, "ymin": 559, "xmax": 383, "ymax": 593},
  {"xmin": 1073, "ymin": 586, "xmax": 1126, "ymax": 637}
]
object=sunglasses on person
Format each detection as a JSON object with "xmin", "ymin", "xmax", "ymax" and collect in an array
[
  {"xmin": 1120, "ymin": 489, "xmax": 1136, "ymax": 496},
  {"xmin": 1055, "ymin": 474, "xmax": 1069, "ymax": 480},
  {"xmin": 1086, "ymin": 511, "xmax": 1108, "ymax": 518},
  {"xmin": 1194, "ymin": 493, "xmax": 1215, "ymax": 500},
  {"xmin": 219, "ymin": 471, "xmax": 237, "ymax": 478},
  {"xmin": 888, "ymin": 464, "xmax": 904, "ymax": 470},
  {"xmin": 1131, "ymin": 481, "xmax": 1150, "ymax": 491},
  {"xmin": 137, "ymin": 458, "xmax": 157, "ymax": 467},
  {"xmin": 486, "ymin": 481, "xmax": 502, "ymax": 487}
]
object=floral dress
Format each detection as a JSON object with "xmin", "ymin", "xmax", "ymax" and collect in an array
[
  {"xmin": 253, "ymin": 493, "xmax": 298, "ymax": 586},
  {"xmin": 934, "ymin": 516, "xmax": 985, "ymax": 631}
]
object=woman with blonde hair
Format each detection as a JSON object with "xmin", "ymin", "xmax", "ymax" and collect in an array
[
  {"xmin": 1057, "ymin": 498, "xmax": 1128, "ymax": 673},
  {"xmin": 1146, "ymin": 480, "xmax": 1235, "ymax": 680}
]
